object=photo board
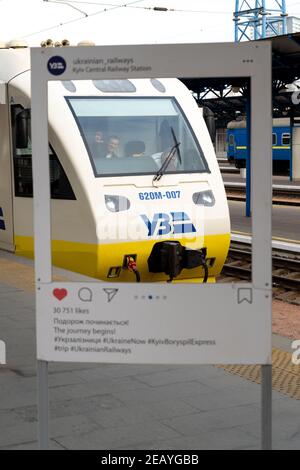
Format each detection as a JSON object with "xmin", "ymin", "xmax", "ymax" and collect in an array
[{"xmin": 31, "ymin": 42, "xmax": 272, "ymax": 364}]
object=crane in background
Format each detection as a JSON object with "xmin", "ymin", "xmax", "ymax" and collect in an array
[{"xmin": 234, "ymin": 1, "xmax": 288, "ymax": 41}]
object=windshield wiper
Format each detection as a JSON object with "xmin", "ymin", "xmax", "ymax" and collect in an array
[
  {"xmin": 153, "ymin": 128, "xmax": 181, "ymax": 183},
  {"xmin": 171, "ymin": 127, "xmax": 182, "ymax": 165}
]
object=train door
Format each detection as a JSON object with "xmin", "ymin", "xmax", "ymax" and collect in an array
[
  {"xmin": 0, "ymin": 83, "xmax": 14, "ymax": 251},
  {"xmin": 8, "ymin": 96, "xmax": 77, "ymax": 261},
  {"xmin": 227, "ymin": 131, "xmax": 236, "ymax": 162}
]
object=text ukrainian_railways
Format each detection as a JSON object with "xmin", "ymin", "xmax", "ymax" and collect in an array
[{"xmin": 72, "ymin": 57, "xmax": 151, "ymax": 74}]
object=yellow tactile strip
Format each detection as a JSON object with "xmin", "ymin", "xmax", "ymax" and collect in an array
[
  {"xmin": 0, "ymin": 257, "xmax": 67, "ymax": 293},
  {"xmin": 216, "ymin": 348, "xmax": 300, "ymax": 400}
]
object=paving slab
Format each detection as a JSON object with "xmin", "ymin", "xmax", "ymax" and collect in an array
[
  {"xmin": 54, "ymin": 421, "xmax": 182, "ymax": 450},
  {"xmin": 0, "ymin": 252, "xmax": 299, "ymax": 450},
  {"xmin": 117, "ymin": 427, "xmax": 260, "ymax": 451},
  {"xmin": 90, "ymin": 399, "xmax": 198, "ymax": 429}
]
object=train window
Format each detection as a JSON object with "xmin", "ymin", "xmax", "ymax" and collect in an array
[
  {"xmin": 67, "ymin": 97, "xmax": 209, "ymax": 176},
  {"xmin": 272, "ymin": 133, "xmax": 277, "ymax": 146},
  {"xmin": 13, "ymin": 142, "xmax": 76, "ymax": 199},
  {"xmin": 11, "ymin": 108, "xmax": 75, "ymax": 199},
  {"xmin": 281, "ymin": 133, "xmax": 290, "ymax": 146}
]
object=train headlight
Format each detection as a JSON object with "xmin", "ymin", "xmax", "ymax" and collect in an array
[
  {"xmin": 105, "ymin": 195, "xmax": 130, "ymax": 212},
  {"xmin": 192, "ymin": 190, "xmax": 215, "ymax": 207}
]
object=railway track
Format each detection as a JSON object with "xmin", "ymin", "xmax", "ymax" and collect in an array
[{"xmin": 220, "ymin": 243, "xmax": 300, "ymax": 305}]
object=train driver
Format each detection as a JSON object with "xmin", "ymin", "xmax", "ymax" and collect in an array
[{"xmin": 105, "ymin": 135, "xmax": 120, "ymax": 159}]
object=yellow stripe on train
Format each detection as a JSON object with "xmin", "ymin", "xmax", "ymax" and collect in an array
[
  {"xmin": 236, "ymin": 146, "xmax": 290, "ymax": 150},
  {"xmin": 14, "ymin": 233, "xmax": 230, "ymax": 282}
]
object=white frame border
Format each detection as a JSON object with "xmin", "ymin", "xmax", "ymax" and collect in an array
[{"xmin": 31, "ymin": 42, "xmax": 272, "ymax": 364}]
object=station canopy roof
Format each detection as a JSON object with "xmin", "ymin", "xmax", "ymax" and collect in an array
[
  {"xmin": 181, "ymin": 33, "xmax": 300, "ymax": 127},
  {"xmin": 269, "ymin": 32, "xmax": 300, "ymax": 83}
]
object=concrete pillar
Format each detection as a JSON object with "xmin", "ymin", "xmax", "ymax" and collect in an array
[{"xmin": 292, "ymin": 126, "xmax": 300, "ymax": 181}]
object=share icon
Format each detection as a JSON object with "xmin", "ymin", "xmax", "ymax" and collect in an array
[{"xmin": 103, "ymin": 288, "xmax": 119, "ymax": 303}]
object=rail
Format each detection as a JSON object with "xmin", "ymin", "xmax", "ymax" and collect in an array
[{"xmin": 220, "ymin": 241, "xmax": 300, "ymax": 303}]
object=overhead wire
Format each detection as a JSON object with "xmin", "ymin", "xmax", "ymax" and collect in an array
[
  {"xmin": 45, "ymin": 0, "xmax": 88, "ymax": 16},
  {"xmin": 22, "ymin": 0, "xmax": 146, "ymax": 38},
  {"xmin": 44, "ymin": 0, "xmax": 231, "ymax": 15}
]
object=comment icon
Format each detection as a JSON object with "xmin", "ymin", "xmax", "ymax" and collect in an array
[{"xmin": 78, "ymin": 287, "xmax": 93, "ymax": 302}]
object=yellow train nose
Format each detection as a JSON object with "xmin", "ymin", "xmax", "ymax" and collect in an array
[{"xmin": 14, "ymin": 233, "xmax": 230, "ymax": 283}]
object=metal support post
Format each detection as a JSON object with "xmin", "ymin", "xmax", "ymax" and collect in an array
[
  {"xmin": 261, "ymin": 364, "xmax": 272, "ymax": 450},
  {"xmin": 37, "ymin": 360, "xmax": 49, "ymax": 450}
]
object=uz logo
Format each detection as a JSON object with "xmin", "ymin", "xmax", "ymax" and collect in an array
[
  {"xmin": 49, "ymin": 62, "xmax": 64, "ymax": 70},
  {"xmin": 47, "ymin": 56, "xmax": 66, "ymax": 76},
  {"xmin": 141, "ymin": 212, "xmax": 196, "ymax": 236}
]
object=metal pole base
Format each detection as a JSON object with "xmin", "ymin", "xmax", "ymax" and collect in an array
[
  {"xmin": 261, "ymin": 364, "xmax": 272, "ymax": 450},
  {"xmin": 37, "ymin": 360, "xmax": 49, "ymax": 450}
]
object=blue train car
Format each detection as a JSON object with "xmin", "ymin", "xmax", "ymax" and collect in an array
[{"xmin": 227, "ymin": 118, "xmax": 291, "ymax": 170}]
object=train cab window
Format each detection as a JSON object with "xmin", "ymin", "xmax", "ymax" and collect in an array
[
  {"xmin": 67, "ymin": 97, "xmax": 209, "ymax": 176},
  {"xmin": 281, "ymin": 133, "xmax": 290, "ymax": 146},
  {"xmin": 272, "ymin": 133, "xmax": 277, "ymax": 146},
  {"xmin": 12, "ymin": 106, "xmax": 75, "ymax": 199}
]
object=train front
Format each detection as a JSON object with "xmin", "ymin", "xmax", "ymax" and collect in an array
[{"xmin": 54, "ymin": 78, "xmax": 230, "ymax": 283}]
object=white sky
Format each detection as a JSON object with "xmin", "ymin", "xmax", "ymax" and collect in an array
[{"xmin": 0, "ymin": 0, "xmax": 300, "ymax": 46}]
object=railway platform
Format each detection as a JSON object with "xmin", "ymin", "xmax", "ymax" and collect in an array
[
  {"xmin": 222, "ymin": 172, "xmax": 300, "ymax": 189},
  {"xmin": 229, "ymin": 200, "xmax": 300, "ymax": 241},
  {"xmin": 0, "ymin": 251, "xmax": 299, "ymax": 450}
]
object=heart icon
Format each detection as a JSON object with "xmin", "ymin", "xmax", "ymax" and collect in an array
[{"xmin": 53, "ymin": 288, "xmax": 68, "ymax": 301}]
